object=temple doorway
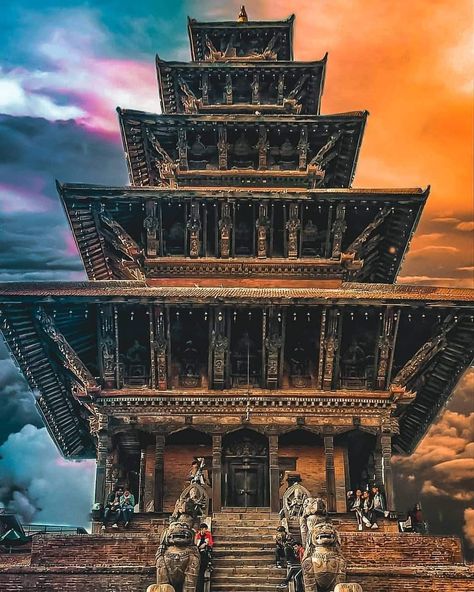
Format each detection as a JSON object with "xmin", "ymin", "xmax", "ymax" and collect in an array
[{"xmin": 222, "ymin": 429, "xmax": 269, "ymax": 507}]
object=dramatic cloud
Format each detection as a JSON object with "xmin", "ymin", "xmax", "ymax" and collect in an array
[
  {"xmin": 0, "ymin": 114, "xmax": 127, "ymax": 281},
  {"xmin": 0, "ymin": 9, "xmax": 159, "ymax": 136},
  {"xmin": 0, "ymin": 424, "xmax": 94, "ymax": 527},
  {"xmin": 464, "ymin": 508, "xmax": 474, "ymax": 548},
  {"xmin": 0, "ymin": 340, "xmax": 42, "ymax": 446}
]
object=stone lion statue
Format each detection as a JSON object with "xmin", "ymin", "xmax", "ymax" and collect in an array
[
  {"xmin": 146, "ymin": 521, "xmax": 200, "ymax": 592},
  {"xmin": 300, "ymin": 496, "xmax": 327, "ymax": 547},
  {"xmin": 301, "ymin": 520, "xmax": 346, "ymax": 592}
]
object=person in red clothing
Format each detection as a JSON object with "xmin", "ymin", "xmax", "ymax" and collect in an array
[{"xmin": 195, "ymin": 523, "xmax": 213, "ymax": 592}]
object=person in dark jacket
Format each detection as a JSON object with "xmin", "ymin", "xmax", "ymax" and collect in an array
[{"xmin": 101, "ymin": 486, "xmax": 123, "ymax": 529}]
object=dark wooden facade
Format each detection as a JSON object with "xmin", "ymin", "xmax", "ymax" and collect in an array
[{"xmin": 0, "ymin": 9, "xmax": 473, "ymax": 517}]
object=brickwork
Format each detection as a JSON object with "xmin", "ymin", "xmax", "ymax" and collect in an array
[
  {"xmin": 163, "ymin": 444, "xmax": 212, "ymax": 512},
  {"xmin": 279, "ymin": 443, "xmax": 347, "ymax": 511}
]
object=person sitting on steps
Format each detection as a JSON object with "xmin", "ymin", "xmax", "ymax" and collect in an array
[
  {"xmin": 274, "ymin": 526, "xmax": 296, "ymax": 568},
  {"xmin": 120, "ymin": 487, "xmax": 135, "ymax": 528},
  {"xmin": 101, "ymin": 486, "xmax": 123, "ymax": 530}
]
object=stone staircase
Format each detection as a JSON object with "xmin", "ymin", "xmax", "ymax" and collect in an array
[{"xmin": 211, "ymin": 508, "xmax": 286, "ymax": 592}]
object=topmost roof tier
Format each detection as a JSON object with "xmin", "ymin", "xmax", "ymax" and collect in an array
[{"xmin": 187, "ymin": 8, "xmax": 295, "ymax": 62}]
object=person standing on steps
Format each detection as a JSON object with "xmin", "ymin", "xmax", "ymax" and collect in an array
[{"xmin": 195, "ymin": 523, "xmax": 214, "ymax": 592}]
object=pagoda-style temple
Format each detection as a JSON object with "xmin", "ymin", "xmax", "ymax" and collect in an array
[{"xmin": 0, "ymin": 7, "xmax": 473, "ymax": 592}]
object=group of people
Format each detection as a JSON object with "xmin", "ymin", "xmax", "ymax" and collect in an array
[
  {"xmin": 101, "ymin": 486, "xmax": 136, "ymax": 529},
  {"xmin": 274, "ymin": 526, "xmax": 305, "ymax": 591},
  {"xmin": 347, "ymin": 485, "xmax": 389, "ymax": 531}
]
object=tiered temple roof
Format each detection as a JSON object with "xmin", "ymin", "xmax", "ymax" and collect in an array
[{"xmin": 0, "ymin": 7, "xmax": 472, "ymax": 481}]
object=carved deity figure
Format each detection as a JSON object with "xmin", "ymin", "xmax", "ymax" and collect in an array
[
  {"xmin": 301, "ymin": 520, "xmax": 347, "ymax": 592},
  {"xmin": 171, "ymin": 484, "xmax": 208, "ymax": 530},
  {"xmin": 300, "ymin": 497, "xmax": 328, "ymax": 547},
  {"xmin": 282, "ymin": 482, "xmax": 310, "ymax": 520},
  {"xmin": 147, "ymin": 520, "xmax": 200, "ymax": 592}
]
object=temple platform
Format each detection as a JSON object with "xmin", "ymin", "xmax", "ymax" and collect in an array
[{"xmin": 1, "ymin": 511, "xmax": 472, "ymax": 591}]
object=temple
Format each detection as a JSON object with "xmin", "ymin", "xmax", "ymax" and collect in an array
[{"xmin": 0, "ymin": 7, "xmax": 473, "ymax": 592}]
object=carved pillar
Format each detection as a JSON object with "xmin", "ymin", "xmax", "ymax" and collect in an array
[
  {"xmin": 151, "ymin": 306, "xmax": 168, "ymax": 390},
  {"xmin": 380, "ymin": 433, "xmax": 395, "ymax": 511},
  {"xmin": 256, "ymin": 202, "xmax": 269, "ymax": 259},
  {"xmin": 218, "ymin": 202, "xmax": 232, "ymax": 258},
  {"xmin": 98, "ymin": 304, "xmax": 117, "ymax": 389},
  {"xmin": 331, "ymin": 204, "xmax": 346, "ymax": 258},
  {"xmin": 210, "ymin": 308, "xmax": 228, "ymax": 389},
  {"xmin": 321, "ymin": 308, "xmax": 342, "ymax": 390},
  {"xmin": 251, "ymin": 72, "xmax": 260, "ymax": 104},
  {"xmin": 264, "ymin": 309, "xmax": 284, "ymax": 389},
  {"xmin": 138, "ymin": 449, "xmax": 146, "ymax": 511},
  {"xmin": 269, "ymin": 433, "xmax": 280, "ymax": 513},
  {"xmin": 143, "ymin": 200, "xmax": 159, "ymax": 257},
  {"xmin": 177, "ymin": 128, "xmax": 188, "ymax": 170},
  {"xmin": 217, "ymin": 126, "xmax": 228, "ymax": 170},
  {"xmin": 257, "ymin": 125, "xmax": 269, "ymax": 170},
  {"xmin": 374, "ymin": 446, "xmax": 383, "ymax": 487},
  {"xmin": 277, "ymin": 72, "xmax": 285, "ymax": 105},
  {"xmin": 297, "ymin": 125, "xmax": 309, "ymax": 170},
  {"xmin": 201, "ymin": 72, "xmax": 209, "ymax": 105},
  {"xmin": 94, "ymin": 431, "xmax": 108, "ymax": 505},
  {"xmin": 286, "ymin": 203, "xmax": 300, "ymax": 259},
  {"xmin": 323, "ymin": 431, "xmax": 336, "ymax": 513},
  {"xmin": 376, "ymin": 307, "xmax": 400, "ymax": 389},
  {"xmin": 224, "ymin": 73, "xmax": 233, "ymax": 104},
  {"xmin": 154, "ymin": 433, "xmax": 166, "ymax": 513},
  {"xmin": 187, "ymin": 202, "xmax": 201, "ymax": 258},
  {"xmin": 212, "ymin": 433, "xmax": 223, "ymax": 512}
]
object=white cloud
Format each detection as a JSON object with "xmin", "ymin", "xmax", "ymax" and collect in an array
[{"xmin": 0, "ymin": 425, "xmax": 95, "ymax": 527}]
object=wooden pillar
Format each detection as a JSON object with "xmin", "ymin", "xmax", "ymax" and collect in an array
[
  {"xmin": 154, "ymin": 433, "xmax": 165, "ymax": 513},
  {"xmin": 374, "ymin": 445, "xmax": 384, "ymax": 487},
  {"xmin": 212, "ymin": 433, "xmax": 223, "ymax": 513},
  {"xmin": 269, "ymin": 433, "xmax": 280, "ymax": 513},
  {"xmin": 324, "ymin": 432, "xmax": 336, "ymax": 513},
  {"xmin": 138, "ymin": 449, "xmax": 146, "ymax": 511},
  {"xmin": 380, "ymin": 433, "xmax": 395, "ymax": 511},
  {"xmin": 94, "ymin": 432, "xmax": 108, "ymax": 505}
]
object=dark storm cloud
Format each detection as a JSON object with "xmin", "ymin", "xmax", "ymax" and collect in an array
[
  {"xmin": 0, "ymin": 114, "xmax": 128, "ymax": 281},
  {"xmin": 0, "ymin": 339, "xmax": 42, "ymax": 445}
]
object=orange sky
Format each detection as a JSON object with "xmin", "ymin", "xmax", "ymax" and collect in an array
[{"xmin": 214, "ymin": 0, "xmax": 474, "ymax": 286}]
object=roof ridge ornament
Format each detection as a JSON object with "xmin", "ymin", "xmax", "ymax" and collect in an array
[{"xmin": 238, "ymin": 5, "xmax": 248, "ymax": 22}]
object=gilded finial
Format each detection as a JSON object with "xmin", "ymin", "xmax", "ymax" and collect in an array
[{"xmin": 238, "ymin": 5, "xmax": 248, "ymax": 22}]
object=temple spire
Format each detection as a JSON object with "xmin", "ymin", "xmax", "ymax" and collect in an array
[{"xmin": 238, "ymin": 5, "xmax": 248, "ymax": 22}]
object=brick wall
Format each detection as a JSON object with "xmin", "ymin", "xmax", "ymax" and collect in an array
[
  {"xmin": 30, "ymin": 534, "xmax": 160, "ymax": 567},
  {"xmin": 163, "ymin": 444, "xmax": 212, "ymax": 512},
  {"xmin": 278, "ymin": 443, "xmax": 347, "ymax": 511}
]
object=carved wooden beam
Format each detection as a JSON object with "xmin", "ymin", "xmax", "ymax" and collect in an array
[
  {"xmin": 321, "ymin": 308, "xmax": 342, "ymax": 390},
  {"xmin": 331, "ymin": 204, "xmax": 346, "ymax": 258},
  {"xmin": 145, "ymin": 129, "xmax": 178, "ymax": 186},
  {"xmin": 99, "ymin": 211, "xmax": 145, "ymax": 280},
  {"xmin": 257, "ymin": 125, "xmax": 269, "ymax": 170},
  {"xmin": 277, "ymin": 72, "xmax": 285, "ymax": 105},
  {"xmin": 286, "ymin": 202, "xmax": 301, "ymax": 259},
  {"xmin": 217, "ymin": 125, "xmax": 228, "ymax": 170},
  {"xmin": 264, "ymin": 308, "xmax": 284, "ymax": 389},
  {"xmin": 143, "ymin": 200, "xmax": 160, "ymax": 257},
  {"xmin": 210, "ymin": 308, "xmax": 228, "ymax": 389},
  {"xmin": 251, "ymin": 72, "xmax": 260, "ymax": 105},
  {"xmin": 35, "ymin": 306, "xmax": 98, "ymax": 395},
  {"xmin": 177, "ymin": 128, "xmax": 189, "ymax": 170},
  {"xmin": 98, "ymin": 304, "xmax": 117, "ymax": 389},
  {"xmin": 212, "ymin": 433, "xmax": 223, "ymax": 511},
  {"xmin": 218, "ymin": 202, "xmax": 232, "ymax": 258},
  {"xmin": 201, "ymin": 72, "xmax": 209, "ymax": 105},
  {"xmin": 151, "ymin": 306, "xmax": 168, "ymax": 390},
  {"xmin": 187, "ymin": 202, "xmax": 201, "ymax": 258},
  {"xmin": 297, "ymin": 125, "xmax": 309, "ymax": 170},
  {"xmin": 375, "ymin": 307, "xmax": 400, "ymax": 390},
  {"xmin": 224, "ymin": 73, "xmax": 233, "ymax": 104},
  {"xmin": 256, "ymin": 202, "xmax": 269, "ymax": 259},
  {"xmin": 346, "ymin": 206, "xmax": 391, "ymax": 257},
  {"xmin": 392, "ymin": 314, "xmax": 456, "ymax": 388}
]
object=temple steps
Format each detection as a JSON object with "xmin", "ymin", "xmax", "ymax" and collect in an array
[{"xmin": 211, "ymin": 510, "xmax": 284, "ymax": 592}]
